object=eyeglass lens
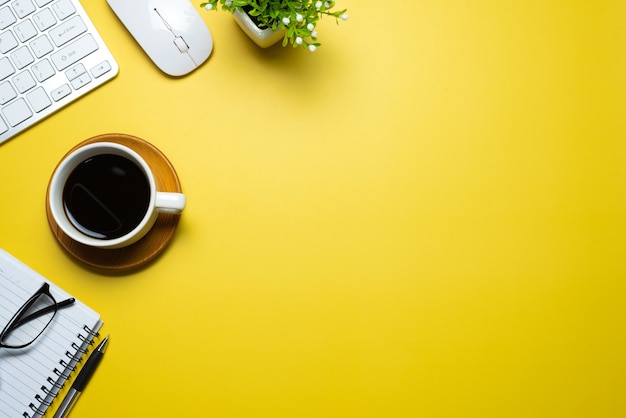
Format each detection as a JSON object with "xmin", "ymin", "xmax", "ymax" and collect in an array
[{"xmin": 1, "ymin": 292, "xmax": 57, "ymax": 348}]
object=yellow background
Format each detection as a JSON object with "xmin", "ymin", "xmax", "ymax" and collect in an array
[{"xmin": 1, "ymin": 0, "xmax": 625, "ymax": 416}]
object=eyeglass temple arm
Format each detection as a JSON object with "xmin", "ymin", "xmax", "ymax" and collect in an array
[{"xmin": 10, "ymin": 298, "xmax": 76, "ymax": 329}]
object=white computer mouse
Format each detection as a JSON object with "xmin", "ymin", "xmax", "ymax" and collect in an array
[{"xmin": 107, "ymin": 0, "xmax": 213, "ymax": 77}]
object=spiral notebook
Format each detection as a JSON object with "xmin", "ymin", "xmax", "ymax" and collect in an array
[{"xmin": 0, "ymin": 249, "xmax": 102, "ymax": 418}]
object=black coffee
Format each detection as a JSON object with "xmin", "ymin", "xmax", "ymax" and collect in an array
[{"xmin": 63, "ymin": 154, "xmax": 150, "ymax": 240}]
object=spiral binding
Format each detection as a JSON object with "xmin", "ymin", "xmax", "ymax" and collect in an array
[{"xmin": 22, "ymin": 324, "xmax": 100, "ymax": 418}]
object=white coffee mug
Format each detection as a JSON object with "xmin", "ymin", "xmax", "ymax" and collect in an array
[{"xmin": 48, "ymin": 142, "xmax": 185, "ymax": 249}]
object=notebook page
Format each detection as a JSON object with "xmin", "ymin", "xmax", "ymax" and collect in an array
[{"xmin": 0, "ymin": 249, "xmax": 101, "ymax": 418}]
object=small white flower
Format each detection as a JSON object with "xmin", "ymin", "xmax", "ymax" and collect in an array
[
  {"xmin": 307, "ymin": 23, "xmax": 315, "ymax": 31},
  {"xmin": 340, "ymin": 13, "xmax": 349, "ymax": 20},
  {"xmin": 324, "ymin": 1, "xmax": 330, "ymax": 8},
  {"xmin": 296, "ymin": 13, "xmax": 303, "ymax": 22},
  {"xmin": 315, "ymin": 1, "xmax": 322, "ymax": 10},
  {"xmin": 296, "ymin": 37, "xmax": 303, "ymax": 45},
  {"xmin": 225, "ymin": 0, "xmax": 232, "ymax": 5},
  {"xmin": 204, "ymin": 3, "xmax": 213, "ymax": 10},
  {"xmin": 309, "ymin": 45, "xmax": 317, "ymax": 52},
  {"xmin": 282, "ymin": 17, "xmax": 290, "ymax": 26},
  {"xmin": 311, "ymin": 30, "xmax": 318, "ymax": 38}
]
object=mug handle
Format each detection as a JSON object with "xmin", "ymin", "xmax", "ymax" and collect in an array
[{"xmin": 155, "ymin": 192, "xmax": 186, "ymax": 214}]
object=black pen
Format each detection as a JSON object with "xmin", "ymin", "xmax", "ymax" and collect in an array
[{"xmin": 53, "ymin": 335, "xmax": 109, "ymax": 418}]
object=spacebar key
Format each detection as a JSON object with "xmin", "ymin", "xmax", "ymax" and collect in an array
[{"xmin": 51, "ymin": 34, "xmax": 98, "ymax": 71}]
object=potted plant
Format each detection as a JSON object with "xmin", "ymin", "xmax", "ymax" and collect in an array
[{"xmin": 201, "ymin": 0, "xmax": 348, "ymax": 51}]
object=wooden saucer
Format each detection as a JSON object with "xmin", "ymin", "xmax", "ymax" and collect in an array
[{"xmin": 46, "ymin": 134, "xmax": 183, "ymax": 274}]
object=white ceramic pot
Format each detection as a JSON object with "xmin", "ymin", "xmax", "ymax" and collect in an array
[{"xmin": 233, "ymin": 9, "xmax": 286, "ymax": 48}]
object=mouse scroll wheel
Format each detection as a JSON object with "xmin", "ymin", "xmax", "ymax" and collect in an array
[{"xmin": 174, "ymin": 36, "xmax": 189, "ymax": 53}]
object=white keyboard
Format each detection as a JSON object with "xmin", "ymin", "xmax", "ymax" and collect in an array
[{"xmin": 0, "ymin": 0, "xmax": 118, "ymax": 145}]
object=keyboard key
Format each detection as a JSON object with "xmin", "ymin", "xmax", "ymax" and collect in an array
[
  {"xmin": 0, "ymin": 56, "xmax": 15, "ymax": 79},
  {"xmin": 34, "ymin": 0, "xmax": 53, "ymax": 7},
  {"xmin": 33, "ymin": 7, "xmax": 56, "ymax": 31},
  {"xmin": 11, "ymin": 0, "xmax": 36, "ymax": 19},
  {"xmin": 26, "ymin": 86, "xmax": 50, "ymax": 112},
  {"xmin": 90, "ymin": 60, "xmax": 111, "ymax": 78},
  {"xmin": 51, "ymin": 34, "xmax": 97, "ymax": 71},
  {"xmin": 14, "ymin": 18, "xmax": 37, "ymax": 42},
  {"xmin": 9, "ymin": 45, "xmax": 33, "ymax": 69},
  {"xmin": 2, "ymin": 97, "xmax": 32, "ymax": 126},
  {"xmin": 31, "ymin": 58, "xmax": 54, "ymax": 81},
  {"xmin": 12, "ymin": 69, "xmax": 35, "ymax": 92},
  {"xmin": 65, "ymin": 62, "xmax": 83, "ymax": 80},
  {"xmin": 0, "ymin": 30, "xmax": 18, "ymax": 54},
  {"xmin": 52, "ymin": 0, "xmax": 75, "ymax": 20},
  {"xmin": 49, "ymin": 15, "xmax": 86, "ymax": 47},
  {"xmin": 50, "ymin": 83, "xmax": 70, "ymax": 101},
  {"xmin": 0, "ymin": 6, "xmax": 16, "ymax": 29},
  {"xmin": 0, "ymin": 115, "xmax": 7, "ymax": 134},
  {"xmin": 70, "ymin": 71, "xmax": 89, "ymax": 89},
  {"xmin": 0, "ymin": 80, "xmax": 16, "ymax": 104},
  {"xmin": 30, "ymin": 34, "xmax": 53, "ymax": 58}
]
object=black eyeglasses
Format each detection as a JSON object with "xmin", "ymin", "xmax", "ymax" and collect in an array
[{"xmin": 0, "ymin": 282, "xmax": 75, "ymax": 349}]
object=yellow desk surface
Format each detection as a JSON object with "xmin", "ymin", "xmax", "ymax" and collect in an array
[{"xmin": 1, "ymin": 1, "xmax": 625, "ymax": 417}]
